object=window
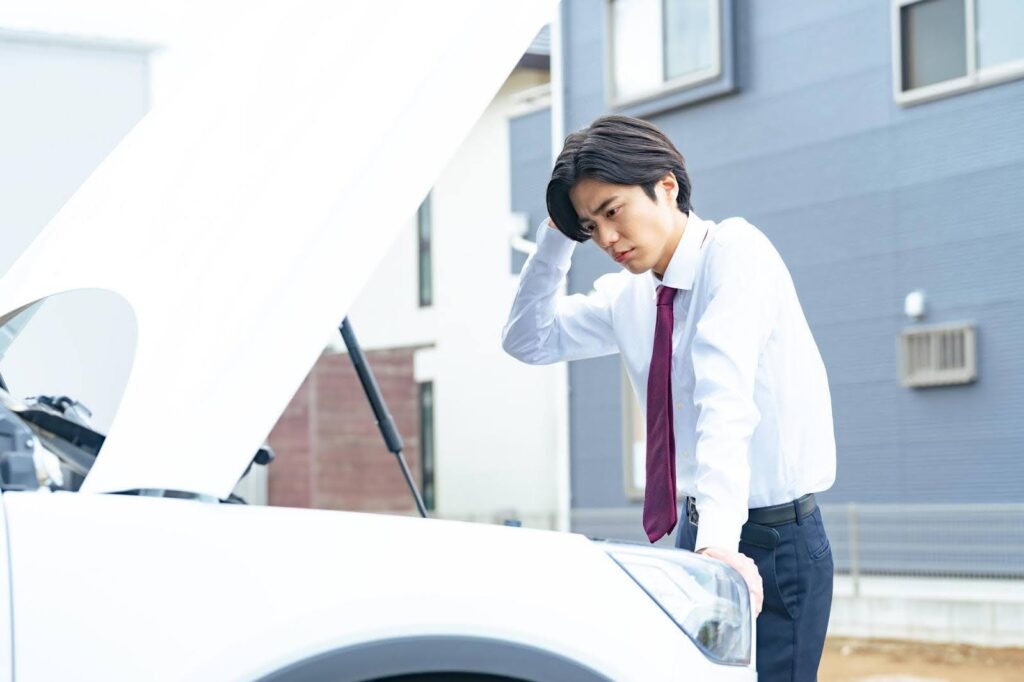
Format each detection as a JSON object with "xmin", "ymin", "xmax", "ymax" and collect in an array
[
  {"xmin": 894, "ymin": 0, "xmax": 1024, "ymax": 105},
  {"xmin": 417, "ymin": 194, "xmax": 433, "ymax": 307},
  {"xmin": 0, "ymin": 291, "xmax": 137, "ymax": 435},
  {"xmin": 418, "ymin": 381, "xmax": 436, "ymax": 511},
  {"xmin": 0, "ymin": 290, "xmax": 138, "ymax": 492},
  {"xmin": 608, "ymin": 0, "xmax": 722, "ymax": 107}
]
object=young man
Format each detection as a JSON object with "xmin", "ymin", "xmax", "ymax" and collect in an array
[{"xmin": 502, "ymin": 115, "xmax": 836, "ymax": 680}]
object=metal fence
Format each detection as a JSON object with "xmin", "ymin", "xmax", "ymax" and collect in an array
[
  {"xmin": 570, "ymin": 503, "xmax": 1024, "ymax": 583},
  {"xmin": 453, "ymin": 504, "xmax": 1024, "ymax": 585},
  {"xmin": 820, "ymin": 503, "xmax": 1024, "ymax": 581}
]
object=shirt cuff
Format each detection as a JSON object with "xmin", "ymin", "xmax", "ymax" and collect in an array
[
  {"xmin": 532, "ymin": 219, "xmax": 577, "ymax": 266},
  {"xmin": 693, "ymin": 504, "xmax": 748, "ymax": 553}
]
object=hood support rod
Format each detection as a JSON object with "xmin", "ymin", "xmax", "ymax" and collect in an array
[{"xmin": 339, "ymin": 317, "xmax": 428, "ymax": 518}]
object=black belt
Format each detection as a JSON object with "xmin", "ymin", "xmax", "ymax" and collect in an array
[{"xmin": 684, "ymin": 493, "xmax": 817, "ymax": 527}]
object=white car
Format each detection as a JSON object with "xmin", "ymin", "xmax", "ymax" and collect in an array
[{"xmin": 0, "ymin": 2, "xmax": 756, "ymax": 680}]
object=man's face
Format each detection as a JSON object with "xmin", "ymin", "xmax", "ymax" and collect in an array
[{"xmin": 569, "ymin": 174, "xmax": 681, "ymax": 275}]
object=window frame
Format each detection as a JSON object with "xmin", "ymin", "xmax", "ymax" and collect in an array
[
  {"xmin": 605, "ymin": 0, "xmax": 727, "ymax": 113},
  {"xmin": 417, "ymin": 193, "xmax": 433, "ymax": 308},
  {"xmin": 418, "ymin": 380, "xmax": 436, "ymax": 511},
  {"xmin": 892, "ymin": 0, "xmax": 1024, "ymax": 106}
]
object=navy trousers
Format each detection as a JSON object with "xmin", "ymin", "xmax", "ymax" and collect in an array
[{"xmin": 675, "ymin": 503, "xmax": 834, "ymax": 681}]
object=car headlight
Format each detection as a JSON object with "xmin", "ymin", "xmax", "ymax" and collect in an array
[{"xmin": 603, "ymin": 543, "xmax": 751, "ymax": 665}]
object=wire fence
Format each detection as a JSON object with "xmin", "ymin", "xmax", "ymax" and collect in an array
[
  {"xmin": 820, "ymin": 503, "xmax": 1024, "ymax": 582},
  {"xmin": 570, "ymin": 503, "xmax": 1024, "ymax": 584},
  {"xmin": 455, "ymin": 504, "xmax": 1024, "ymax": 587}
]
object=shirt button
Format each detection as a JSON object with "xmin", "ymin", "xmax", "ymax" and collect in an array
[{"xmin": 674, "ymin": 402, "xmax": 684, "ymax": 409}]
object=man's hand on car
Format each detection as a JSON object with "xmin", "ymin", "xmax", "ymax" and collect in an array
[{"xmin": 697, "ymin": 546, "xmax": 764, "ymax": 616}]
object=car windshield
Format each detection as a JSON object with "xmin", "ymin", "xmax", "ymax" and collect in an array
[
  {"xmin": 0, "ymin": 289, "xmax": 271, "ymax": 500},
  {"xmin": 0, "ymin": 384, "xmax": 103, "ymax": 491},
  {"xmin": 0, "ymin": 289, "xmax": 135, "ymax": 491},
  {"xmin": 0, "ymin": 289, "xmax": 136, "ymax": 434}
]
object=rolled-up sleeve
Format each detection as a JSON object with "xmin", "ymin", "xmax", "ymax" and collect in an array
[
  {"xmin": 691, "ymin": 226, "xmax": 779, "ymax": 552},
  {"xmin": 502, "ymin": 221, "xmax": 620, "ymax": 365}
]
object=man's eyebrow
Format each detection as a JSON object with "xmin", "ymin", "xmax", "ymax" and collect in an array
[{"xmin": 578, "ymin": 196, "xmax": 619, "ymax": 224}]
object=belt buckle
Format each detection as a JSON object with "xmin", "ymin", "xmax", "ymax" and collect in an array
[{"xmin": 686, "ymin": 497, "xmax": 699, "ymax": 526}]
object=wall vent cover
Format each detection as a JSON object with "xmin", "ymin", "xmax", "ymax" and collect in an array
[{"xmin": 899, "ymin": 322, "xmax": 977, "ymax": 388}]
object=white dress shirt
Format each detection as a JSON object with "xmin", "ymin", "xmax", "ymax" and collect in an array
[{"xmin": 502, "ymin": 212, "xmax": 836, "ymax": 552}]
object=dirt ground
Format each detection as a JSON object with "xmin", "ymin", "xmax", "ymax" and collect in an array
[{"xmin": 819, "ymin": 637, "xmax": 1024, "ymax": 682}]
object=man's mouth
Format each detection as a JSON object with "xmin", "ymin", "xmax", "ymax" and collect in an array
[{"xmin": 613, "ymin": 248, "xmax": 634, "ymax": 264}]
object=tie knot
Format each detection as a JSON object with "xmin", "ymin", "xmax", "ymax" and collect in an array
[{"xmin": 656, "ymin": 285, "xmax": 677, "ymax": 307}]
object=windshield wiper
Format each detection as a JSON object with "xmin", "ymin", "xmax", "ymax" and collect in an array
[{"xmin": 16, "ymin": 402, "xmax": 103, "ymax": 479}]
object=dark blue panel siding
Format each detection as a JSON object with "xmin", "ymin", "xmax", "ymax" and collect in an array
[
  {"xmin": 562, "ymin": 0, "xmax": 608, "ymax": 132},
  {"xmin": 555, "ymin": 0, "xmax": 1024, "ymax": 510},
  {"xmin": 564, "ymin": 250, "xmax": 622, "ymax": 510},
  {"xmin": 566, "ymin": 241, "xmax": 619, "ymax": 295},
  {"xmin": 745, "ymin": 2, "xmax": 890, "ymax": 94},
  {"xmin": 508, "ymin": 106, "xmax": 553, "ymax": 272},
  {"xmin": 509, "ymin": 107, "xmax": 553, "ymax": 236},
  {"xmin": 569, "ymin": 356, "xmax": 627, "ymax": 508}
]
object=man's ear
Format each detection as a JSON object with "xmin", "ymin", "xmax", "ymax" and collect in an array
[{"xmin": 659, "ymin": 172, "xmax": 678, "ymax": 203}]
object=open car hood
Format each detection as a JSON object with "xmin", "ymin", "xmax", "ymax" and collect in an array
[{"xmin": 0, "ymin": 0, "xmax": 556, "ymax": 498}]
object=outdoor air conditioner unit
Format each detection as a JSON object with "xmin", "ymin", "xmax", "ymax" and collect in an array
[{"xmin": 898, "ymin": 322, "xmax": 977, "ymax": 388}]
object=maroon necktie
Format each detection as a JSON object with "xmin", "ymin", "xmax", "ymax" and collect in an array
[{"xmin": 643, "ymin": 284, "xmax": 678, "ymax": 543}]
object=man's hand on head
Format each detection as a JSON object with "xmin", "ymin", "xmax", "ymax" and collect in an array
[{"xmin": 697, "ymin": 546, "xmax": 764, "ymax": 616}]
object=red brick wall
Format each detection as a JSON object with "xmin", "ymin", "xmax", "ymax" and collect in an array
[{"xmin": 267, "ymin": 347, "xmax": 422, "ymax": 514}]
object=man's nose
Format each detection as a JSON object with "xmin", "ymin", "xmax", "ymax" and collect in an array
[{"xmin": 593, "ymin": 223, "xmax": 619, "ymax": 249}]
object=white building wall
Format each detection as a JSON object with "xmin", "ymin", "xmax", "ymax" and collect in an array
[{"xmin": 0, "ymin": 1, "xmax": 250, "ymax": 108}]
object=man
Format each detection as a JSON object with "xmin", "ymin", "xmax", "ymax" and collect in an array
[{"xmin": 502, "ymin": 115, "xmax": 836, "ymax": 680}]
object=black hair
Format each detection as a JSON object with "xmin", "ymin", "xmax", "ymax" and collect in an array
[{"xmin": 546, "ymin": 115, "xmax": 691, "ymax": 242}]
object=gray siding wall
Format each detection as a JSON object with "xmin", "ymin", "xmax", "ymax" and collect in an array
[
  {"xmin": 558, "ymin": 0, "xmax": 1024, "ymax": 512},
  {"xmin": 508, "ymin": 106, "xmax": 552, "ymax": 272}
]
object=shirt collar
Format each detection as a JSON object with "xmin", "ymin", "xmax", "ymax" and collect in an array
[{"xmin": 650, "ymin": 211, "xmax": 707, "ymax": 292}]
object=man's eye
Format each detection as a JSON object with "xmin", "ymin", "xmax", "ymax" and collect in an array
[{"xmin": 606, "ymin": 206, "xmax": 620, "ymax": 218}]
